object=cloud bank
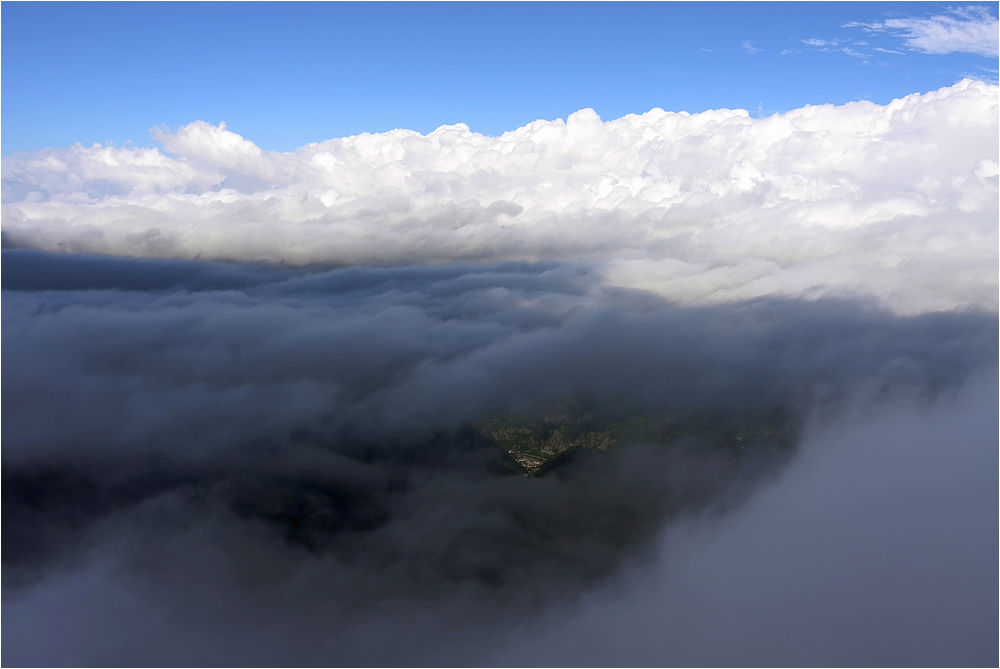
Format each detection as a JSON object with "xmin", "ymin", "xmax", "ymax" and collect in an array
[
  {"xmin": 3, "ymin": 80, "xmax": 997, "ymax": 314},
  {"xmin": 3, "ymin": 77, "xmax": 998, "ymax": 666},
  {"xmin": 3, "ymin": 251, "xmax": 996, "ymax": 666}
]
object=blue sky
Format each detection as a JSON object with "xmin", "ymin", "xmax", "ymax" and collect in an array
[{"xmin": 2, "ymin": 2, "xmax": 997, "ymax": 155}]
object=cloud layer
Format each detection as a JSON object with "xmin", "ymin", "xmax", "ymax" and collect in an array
[
  {"xmin": 3, "ymin": 75, "xmax": 998, "ymax": 666},
  {"xmin": 3, "ymin": 80, "xmax": 997, "ymax": 314},
  {"xmin": 492, "ymin": 372, "xmax": 999, "ymax": 667},
  {"xmin": 3, "ymin": 251, "xmax": 996, "ymax": 666}
]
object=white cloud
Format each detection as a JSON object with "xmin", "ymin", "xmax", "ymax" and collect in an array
[
  {"xmin": 800, "ymin": 38, "xmax": 870, "ymax": 58},
  {"xmin": 740, "ymin": 40, "xmax": 761, "ymax": 54},
  {"xmin": 801, "ymin": 38, "xmax": 847, "ymax": 51},
  {"xmin": 847, "ymin": 6, "xmax": 999, "ymax": 57},
  {"xmin": 2, "ymin": 80, "xmax": 997, "ymax": 315}
]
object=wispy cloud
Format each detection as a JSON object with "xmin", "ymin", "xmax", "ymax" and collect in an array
[
  {"xmin": 801, "ymin": 37, "xmax": 857, "ymax": 56},
  {"xmin": 961, "ymin": 66, "xmax": 1000, "ymax": 84},
  {"xmin": 740, "ymin": 40, "xmax": 762, "ymax": 54},
  {"xmin": 845, "ymin": 6, "xmax": 999, "ymax": 57}
]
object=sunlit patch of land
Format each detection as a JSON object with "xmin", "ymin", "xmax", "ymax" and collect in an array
[{"xmin": 474, "ymin": 397, "xmax": 797, "ymax": 475}]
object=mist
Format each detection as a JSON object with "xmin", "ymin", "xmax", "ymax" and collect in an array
[
  {"xmin": 2, "ymin": 249, "xmax": 996, "ymax": 666},
  {"xmin": 3, "ymin": 77, "xmax": 998, "ymax": 666},
  {"xmin": 492, "ymin": 372, "xmax": 999, "ymax": 668}
]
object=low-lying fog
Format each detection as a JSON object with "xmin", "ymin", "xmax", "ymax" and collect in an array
[{"xmin": 3, "ymin": 250, "xmax": 996, "ymax": 666}]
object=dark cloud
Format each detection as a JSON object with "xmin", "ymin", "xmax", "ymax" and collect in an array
[
  {"xmin": 2, "ymin": 250, "xmax": 996, "ymax": 666},
  {"xmin": 491, "ymin": 373, "xmax": 999, "ymax": 668},
  {"xmin": 0, "ymin": 248, "xmax": 302, "ymax": 292}
]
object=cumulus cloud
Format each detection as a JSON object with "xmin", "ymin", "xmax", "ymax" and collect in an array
[
  {"xmin": 2, "ymin": 75, "xmax": 998, "ymax": 666},
  {"xmin": 2, "ymin": 250, "xmax": 996, "ymax": 666},
  {"xmin": 4, "ymin": 80, "xmax": 996, "ymax": 314},
  {"xmin": 846, "ymin": 6, "xmax": 1000, "ymax": 57}
]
